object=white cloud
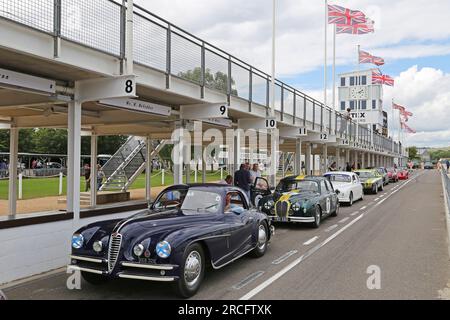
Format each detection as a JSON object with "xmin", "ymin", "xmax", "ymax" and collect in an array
[
  {"xmin": 384, "ymin": 66, "xmax": 450, "ymax": 147},
  {"xmin": 134, "ymin": 0, "xmax": 450, "ymax": 147},
  {"xmin": 134, "ymin": 0, "xmax": 450, "ymax": 76}
]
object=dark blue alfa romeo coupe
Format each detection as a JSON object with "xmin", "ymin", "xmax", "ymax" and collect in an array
[{"xmin": 69, "ymin": 184, "xmax": 273, "ymax": 298}]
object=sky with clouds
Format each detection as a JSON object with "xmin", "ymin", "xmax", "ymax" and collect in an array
[{"xmin": 135, "ymin": 0, "xmax": 450, "ymax": 147}]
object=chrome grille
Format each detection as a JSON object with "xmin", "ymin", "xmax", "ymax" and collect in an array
[
  {"xmin": 275, "ymin": 201, "xmax": 289, "ymax": 217},
  {"xmin": 108, "ymin": 233, "xmax": 122, "ymax": 273}
]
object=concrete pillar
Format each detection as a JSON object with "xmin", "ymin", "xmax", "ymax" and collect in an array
[
  {"xmin": 354, "ymin": 150, "xmax": 359, "ymax": 169},
  {"xmin": 322, "ymin": 143, "xmax": 328, "ymax": 174},
  {"xmin": 90, "ymin": 133, "xmax": 98, "ymax": 207},
  {"xmin": 345, "ymin": 149, "xmax": 350, "ymax": 170},
  {"xmin": 233, "ymin": 131, "xmax": 241, "ymax": 176},
  {"xmin": 305, "ymin": 143, "xmax": 312, "ymax": 175},
  {"xmin": 173, "ymin": 124, "xmax": 184, "ymax": 185},
  {"xmin": 185, "ymin": 163, "xmax": 191, "ymax": 184},
  {"xmin": 361, "ymin": 152, "xmax": 365, "ymax": 169},
  {"xmin": 295, "ymin": 139, "xmax": 302, "ymax": 175},
  {"xmin": 335, "ymin": 147, "xmax": 340, "ymax": 171},
  {"xmin": 269, "ymin": 130, "xmax": 279, "ymax": 186},
  {"xmin": 202, "ymin": 145, "xmax": 207, "ymax": 183},
  {"xmin": 145, "ymin": 136, "xmax": 152, "ymax": 202},
  {"xmin": 67, "ymin": 101, "xmax": 82, "ymax": 225},
  {"xmin": 8, "ymin": 126, "xmax": 18, "ymax": 216}
]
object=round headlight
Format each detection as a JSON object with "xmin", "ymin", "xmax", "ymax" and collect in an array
[
  {"xmin": 72, "ymin": 234, "xmax": 84, "ymax": 249},
  {"xmin": 93, "ymin": 241, "xmax": 103, "ymax": 253},
  {"xmin": 264, "ymin": 200, "xmax": 274, "ymax": 210},
  {"xmin": 292, "ymin": 202, "xmax": 301, "ymax": 211},
  {"xmin": 133, "ymin": 244, "xmax": 145, "ymax": 257},
  {"xmin": 156, "ymin": 241, "xmax": 171, "ymax": 259}
]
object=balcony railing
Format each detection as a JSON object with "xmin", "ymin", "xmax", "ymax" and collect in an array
[{"xmin": 0, "ymin": 0, "xmax": 402, "ymax": 155}]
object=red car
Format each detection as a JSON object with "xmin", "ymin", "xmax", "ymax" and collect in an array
[
  {"xmin": 387, "ymin": 168, "xmax": 399, "ymax": 182},
  {"xmin": 397, "ymin": 168, "xmax": 409, "ymax": 180}
]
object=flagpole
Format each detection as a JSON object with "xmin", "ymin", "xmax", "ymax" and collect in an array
[
  {"xmin": 332, "ymin": 23, "xmax": 336, "ymax": 111},
  {"xmin": 356, "ymin": 44, "xmax": 360, "ymax": 142},
  {"xmin": 324, "ymin": 0, "xmax": 328, "ymax": 108},
  {"xmin": 270, "ymin": 0, "xmax": 276, "ymax": 118}
]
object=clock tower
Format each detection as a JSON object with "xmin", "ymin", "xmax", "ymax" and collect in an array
[{"xmin": 338, "ymin": 68, "xmax": 388, "ymax": 137}]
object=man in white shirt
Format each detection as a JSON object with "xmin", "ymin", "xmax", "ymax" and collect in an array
[{"xmin": 250, "ymin": 163, "xmax": 261, "ymax": 183}]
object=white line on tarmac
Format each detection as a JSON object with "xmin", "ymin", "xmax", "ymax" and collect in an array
[
  {"xmin": 239, "ymin": 214, "xmax": 365, "ymax": 300},
  {"xmin": 338, "ymin": 217, "xmax": 349, "ymax": 223},
  {"xmin": 360, "ymin": 206, "xmax": 367, "ymax": 210},
  {"xmin": 302, "ymin": 237, "xmax": 318, "ymax": 246},
  {"xmin": 350, "ymin": 211, "xmax": 359, "ymax": 216},
  {"xmin": 232, "ymin": 271, "xmax": 265, "ymax": 290},
  {"xmin": 272, "ymin": 250, "xmax": 298, "ymax": 264},
  {"xmin": 374, "ymin": 198, "xmax": 380, "ymax": 201},
  {"xmin": 325, "ymin": 224, "xmax": 338, "ymax": 232},
  {"xmin": 239, "ymin": 172, "xmax": 422, "ymax": 300}
]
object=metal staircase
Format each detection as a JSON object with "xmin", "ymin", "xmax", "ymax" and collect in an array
[
  {"xmin": 100, "ymin": 137, "xmax": 167, "ymax": 192},
  {"xmin": 278, "ymin": 152, "xmax": 295, "ymax": 174}
]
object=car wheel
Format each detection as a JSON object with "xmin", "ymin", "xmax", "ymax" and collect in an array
[
  {"xmin": 348, "ymin": 192, "xmax": 354, "ymax": 207},
  {"xmin": 81, "ymin": 271, "xmax": 108, "ymax": 285},
  {"xmin": 174, "ymin": 243, "xmax": 205, "ymax": 298},
  {"xmin": 360, "ymin": 191, "xmax": 364, "ymax": 201},
  {"xmin": 311, "ymin": 206, "xmax": 321, "ymax": 228},
  {"xmin": 252, "ymin": 222, "xmax": 269, "ymax": 258}
]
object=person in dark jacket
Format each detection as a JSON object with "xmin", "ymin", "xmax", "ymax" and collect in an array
[
  {"xmin": 345, "ymin": 162, "xmax": 352, "ymax": 172},
  {"xmin": 234, "ymin": 164, "xmax": 252, "ymax": 198}
]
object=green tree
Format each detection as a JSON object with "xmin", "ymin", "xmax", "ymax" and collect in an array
[
  {"xmin": 408, "ymin": 146, "xmax": 418, "ymax": 159},
  {"xmin": 178, "ymin": 67, "xmax": 238, "ymax": 95}
]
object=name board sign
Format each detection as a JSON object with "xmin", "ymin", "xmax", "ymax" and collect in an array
[
  {"xmin": 0, "ymin": 68, "xmax": 56, "ymax": 94},
  {"xmin": 202, "ymin": 118, "xmax": 232, "ymax": 128},
  {"xmin": 99, "ymin": 98, "xmax": 171, "ymax": 117}
]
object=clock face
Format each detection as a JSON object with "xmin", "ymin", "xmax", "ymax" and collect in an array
[{"xmin": 349, "ymin": 86, "xmax": 367, "ymax": 99}]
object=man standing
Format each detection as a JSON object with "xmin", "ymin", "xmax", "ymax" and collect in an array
[
  {"xmin": 249, "ymin": 163, "xmax": 261, "ymax": 183},
  {"xmin": 234, "ymin": 164, "xmax": 252, "ymax": 198}
]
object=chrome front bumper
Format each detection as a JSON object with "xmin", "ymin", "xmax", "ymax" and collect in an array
[
  {"xmin": 268, "ymin": 215, "xmax": 315, "ymax": 223},
  {"xmin": 69, "ymin": 255, "xmax": 178, "ymax": 282}
]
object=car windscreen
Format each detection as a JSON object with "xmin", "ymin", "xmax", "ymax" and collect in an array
[
  {"xmin": 277, "ymin": 180, "xmax": 319, "ymax": 193},
  {"xmin": 325, "ymin": 174, "xmax": 351, "ymax": 183},
  {"xmin": 356, "ymin": 171, "xmax": 375, "ymax": 179},
  {"xmin": 181, "ymin": 190, "xmax": 222, "ymax": 214},
  {"xmin": 153, "ymin": 188, "xmax": 189, "ymax": 210}
]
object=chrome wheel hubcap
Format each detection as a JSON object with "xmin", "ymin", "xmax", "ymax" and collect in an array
[
  {"xmin": 316, "ymin": 209, "xmax": 320, "ymax": 224},
  {"xmin": 184, "ymin": 251, "xmax": 201, "ymax": 287},
  {"xmin": 257, "ymin": 225, "xmax": 267, "ymax": 250}
]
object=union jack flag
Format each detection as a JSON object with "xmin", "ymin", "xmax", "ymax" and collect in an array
[
  {"xmin": 392, "ymin": 103, "xmax": 406, "ymax": 112},
  {"xmin": 401, "ymin": 121, "xmax": 416, "ymax": 134},
  {"xmin": 372, "ymin": 69, "xmax": 394, "ymax": 86},
  {"xmin": 328, "ymin": 4, "xmax": 367, "ymax": 25},
  {"xmin": 336, "ymin": 19, "xmax": 375, "ymax": 35},
  {"xmin": 359, "ymin": 50, "xmax": 385, "ymax": 66}
]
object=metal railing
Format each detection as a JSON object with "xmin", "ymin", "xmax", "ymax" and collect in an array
[{"xmin": 0, "ymin": 0, "xmax": 402, "ymax": 155}]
